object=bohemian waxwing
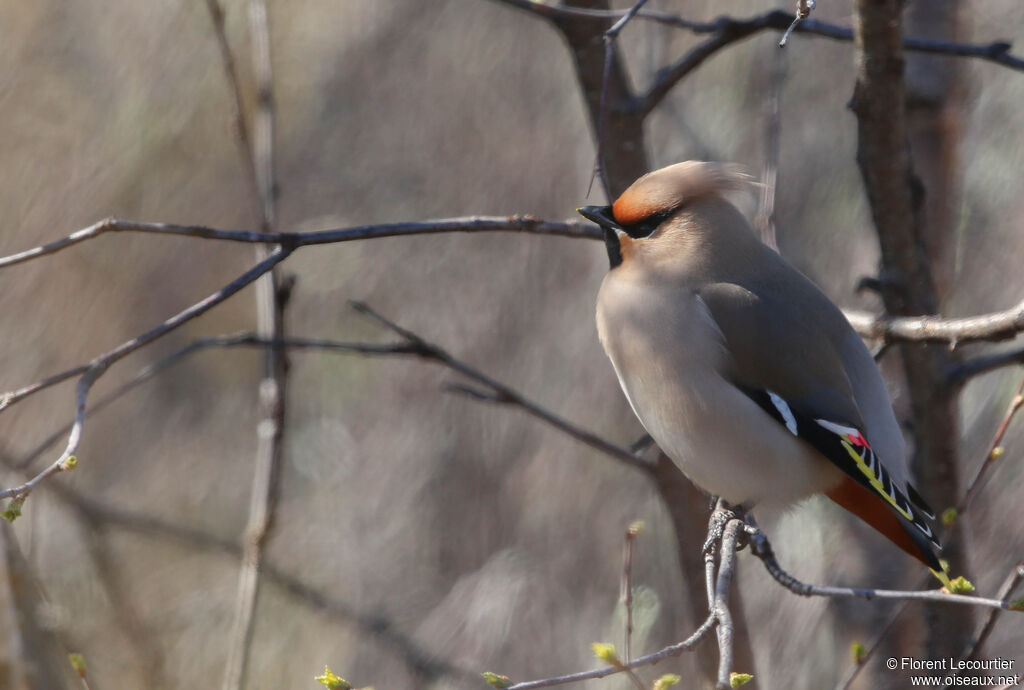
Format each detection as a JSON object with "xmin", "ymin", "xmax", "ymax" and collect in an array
[{"xmin": 579, "ymin": 161, "xmax": 945, "ymax": 579}]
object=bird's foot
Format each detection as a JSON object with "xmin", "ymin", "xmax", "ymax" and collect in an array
[{"xmin": 703, "ymin": 499, "xmax": 746, "ymax": 555}]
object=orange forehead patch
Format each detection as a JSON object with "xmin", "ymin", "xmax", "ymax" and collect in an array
[{"xmin": 611, "ymin": 193, "xmax": 655, "ymax": 227}]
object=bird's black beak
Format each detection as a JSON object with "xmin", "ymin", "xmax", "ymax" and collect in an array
[
  {"xmin": 579, "ymin": 205, "xmax": 626, "ymax": 269},
  {"xmin": 577, "ymin": 205, "xmax": 622, "ymax": 232}
]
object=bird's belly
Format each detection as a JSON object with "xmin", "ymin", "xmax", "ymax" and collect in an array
[
  {"xmin": 625, "ymin": 370, "xmax": 840, "ymax": 507},
  {"xmin": 598, "ymin": 287, "xmax": 839, "ymax": 507}
]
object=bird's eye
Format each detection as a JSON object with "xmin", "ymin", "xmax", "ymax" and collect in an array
[{"xmin": 622, "ymin": 209, "xmax": 674, "ymax": 239}]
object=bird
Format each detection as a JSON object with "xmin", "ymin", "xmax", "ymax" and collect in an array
[{"xmin": 578, "ymin": 161, "xmax": 946, "ymax": 582}]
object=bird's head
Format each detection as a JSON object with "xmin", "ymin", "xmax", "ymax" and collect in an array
[{"xmin": 578, "ymin": 161, "xmax": 754, "ymax": 269}]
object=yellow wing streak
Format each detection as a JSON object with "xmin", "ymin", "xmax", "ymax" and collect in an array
[{"xmin": 840, "ymin": 440, "xmax": 914, "ymax": 522}]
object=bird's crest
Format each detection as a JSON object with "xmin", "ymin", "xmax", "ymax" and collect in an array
[{"xmin": 612, "ymin": 161, "xmax": 754, "ymax": 227}]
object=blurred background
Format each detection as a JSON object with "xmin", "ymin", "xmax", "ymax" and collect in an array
[{"xmin": 0, "ymin": 1, "xmax": 1022, "ymax": 688}]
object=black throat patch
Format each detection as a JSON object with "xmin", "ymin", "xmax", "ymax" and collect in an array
[{"xmin": 603, "ymin": 226, "xmax": 622, "ymax": 268}]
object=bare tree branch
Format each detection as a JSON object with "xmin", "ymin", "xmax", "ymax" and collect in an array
[
  {"xmin": 0, "ymin": 217, "xmax": 598, "ymax": 270},
  {"xmin": 845, "ymin": 300, "xmax": 1024, "ymax": 345},
  {"xmin": 960, "ymin": 562, "xmax": 1024, "ymax": 665},
  {"xmin": 0, "ymin": 248, "xmax": 291, "ymax": 502},
  {"xmin": 852, "ymin": 0, "xmax": 969, "ymax": 661},
  {"xmin": 208, "ymin": 0, "xmax": 287, "ymax": 686},
  {"xmin": 957, "ymin": 371, "xmax": 1024, "ymax": 515},
  {"xmin": 349, "ymin": 302, "xmax": 652, "ymax": 472},
  {"xmin": 11, "ymin": 218, "xmax": 1024, "ymax": 350},
  {"xmin": 712, "ymin": 519, "xmax": 741, "ymax": 689},
  {"xmin": 2, "ymin": 320, "xmax": 645, "ymax": 509},
  {"xmin": 836, "ymin": 368, "xmax": 1024, "ymax": 689},
  {"xmin": 498, "ymin": 614, "xmax": 716, "ymax": 690},
  {"xmin": 747, "ymin": 517, "xmax": 1018, "ymax": 612},
  {"xmin": 779, "ymin": 0, "xmax": 816, "ymax": 47},
  {"xmin": 949, "ymin": 344, "xmax": 1024, "ymax": 385},
  {"xmin": 632, "ymin": 10, "xmax": 1024, "ymax": 116}
]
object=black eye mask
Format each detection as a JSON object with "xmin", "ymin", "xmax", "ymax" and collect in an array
[{"xmin": 620, "ymin": 208, "xmax": 675, "ymax": 239}]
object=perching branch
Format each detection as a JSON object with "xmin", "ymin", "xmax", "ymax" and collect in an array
[
  {"xmin": 747, "ymin": 517, "xmax": 1019, "ymax": 612},
  {"xmin": 959, "ymin": 562, "xmax": 1024, "ymax": 665},
  {"xmin": 8, "ymin": 218, "xmax": 1024, "ymax": 352},
  {"xmin": 836, "ymin": 367, "xmax": 1024, "ymax": 690}
]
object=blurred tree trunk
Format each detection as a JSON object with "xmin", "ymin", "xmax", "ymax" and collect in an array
[
  {"xmin": 852, "ymin": 0, "xmax": 971, "ymax": 667},
  {"xmin": 0, "ymin": 524, "xmax": 79, "ymax": 690},
  {"xmin": 903, "ymin": 0, "xmax": 973, "ymax": 665}
]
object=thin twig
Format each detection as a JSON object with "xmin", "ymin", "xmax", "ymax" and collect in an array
[
  {"xmin": 11, "ymin": 334, "xmax": 421, "ymax": 472},
  {"xmin": 350, "ymin": 302, "xmax": 652, "ymax": 472},
  {"xmin": 779, "ymin": 0, "xmax": 816, "ymax": 47},
  {"xmin": 632, "ymin": 10, "xmax": 1024, "ymax": 116},
  {"xmin": 5, "ymin": 219, "xmax": 1024, "ymax": 348},
  {"xmin": 620, "ymin": 521, "xmax": 642, "ymax": 666},
  {"xmin": 5, "ymin": 329, "xmax": 643, "ymax": 503},
  {"xmin": 837, "ymin": 372, "xmax": 1024, "ymax": 689},
  {"xmin": 959, "ymin": 562, "xmax": 1024, "ymax": 665},
  {"xmin": 0, "ymin": 248, "xmax": 291, "ymax": 501},
  {"xmin": 747, "ymin": 519, "xmax": 1018, "ymax": 612},
  {"xmin": 713, "ymin": 519, "xmax": 742, "ymax": 689},
  {"xmin": 948, "ymin": 344, "xmax": 1024, "ymax": 386},
  {"xmin": 0, "ymin": 216, "xmax": 598, "ymax": 271},
  {"xmin": 502, "ymin": 614, "xmax": 717, "ymax": 690},
  {"xmin": 956, "ymin": 372, "xmax": 1024, "ymax": 515},
  {"xmin": 590, "ymin": 0, "xmax": 650, "ymax": 198},
  {"xmin": 833, "ymin": 594, "xmax": 917, "ymax": 690},
  {"xmin": 216, "ymin": 0, "xmax": 285, "ymax": 686},
  {"xmin": 495, "ymin": 2, "xmax": 1024, "ymax": 72}
]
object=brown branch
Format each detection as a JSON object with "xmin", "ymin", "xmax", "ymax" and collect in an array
[
  {"xmin": 845, "ymin": 300, "xmax": 1024, "ymax": 345},
  {"xmin": 350, "ymin": 302, "xmax": 651, "ymax": 472},
  {"xmin": 497, "ymin": 0, "xmax": 1024, "ymax": 81},
  {"xmin": 633, "ymin": 10, "xmax": 1024, "ymax": 116},
  {"xmin": 836, "ymin": 371, "xmax": 1024, "ymax": 689},
  {"xmin": 0, "ymin": 248, "xmax": 291, "ymax": 502},
  {"xmin": 620, "ymin": 522, "xmax": 640, "ymax": 665},
  {"xmin": 712, "ymin": 519, "xmax": 742, "ymax": 689},
  {"xmin": 211, "ymin": 0, "xmax": 285, "ymax": 686},
  {"xmin": 496, "ymin": 502, "xmax": 753, "ymax": 690},
  {"xmin": 779, "ymin": 0, "xmax": 816, "ymax": 47},
  {"xmin": 747, "ymin": 518, "xmax": 1017, "ymax": 612},
  {"xmin": 852, "ymin": 0, "xmax": 969, "ymax": 662},
  {"xmin": 948, "ymin": 344, "xmax": 1024, "ymax": 385},
  {"xmin": 500, "ymin": 614, "xmax": 716, "ymax": 690},
  {"xmin": 957, "ymin": 372, "xmax": 1024, "ymax": 515},
  {"xmin": 2, "ymin": 323, "xmax": 645, "ymax": 510},
  {"xmin": 0, "ymin": 216, "xmax": 598, "ymax": 270},
  {"xmin": 590, "ymin": 0, "xmax": 651, "ymax": 197},
  {"xmin": 960, "ymin": 562, "xmax": 1024, "ymax": 665}
]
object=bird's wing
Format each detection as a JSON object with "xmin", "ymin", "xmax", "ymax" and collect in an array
[{"xmin": 698, "ymin": 282, "xmax": 943, "ymax": 572}]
